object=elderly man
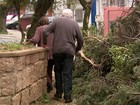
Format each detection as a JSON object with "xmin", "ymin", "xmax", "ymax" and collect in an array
[{"xmin": 44, "ymin": 9, "xmax": 83, "ymax": 103}]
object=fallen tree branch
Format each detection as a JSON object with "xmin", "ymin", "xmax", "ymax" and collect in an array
[
  {"xmin": 84, "ymin": 36, "xmax": 103, "ymax": 43},
  {"xmin": 78, "ymin": 50, "xmax": 100, "ymax": 67},
  {"xmin": 127, "ymin": 92, "xmax": 140, "ymax": 95}
]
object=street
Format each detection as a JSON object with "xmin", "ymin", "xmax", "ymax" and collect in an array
[{"xmin": 0, "ymin": 29, "xmax": 21, "ymax": 43}]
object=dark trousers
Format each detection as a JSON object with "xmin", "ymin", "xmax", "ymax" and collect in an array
[
  {"xmin": 53, "ymin": 53, "xmax": 74, "ymax": 99},
  {"xmin": 47, "ymin": 59, "xmax": 54, "ymax": 87}
]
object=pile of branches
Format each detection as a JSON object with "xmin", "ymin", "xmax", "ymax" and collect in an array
[
  {"xmin": 113, "ymin": 1, "xmax": 140, "ymax": 42},
  {"xmin": 73, "ymin": 1, "xmax": 140, "ymax": 105},
  {"xmin": 77, "ymin": 2, "xmax": 140, "ymax": 75}
]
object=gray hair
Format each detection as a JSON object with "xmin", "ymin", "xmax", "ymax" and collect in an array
[{"xmin": 61, "ymin": 9, "xmax": 73, "ymax": 18}]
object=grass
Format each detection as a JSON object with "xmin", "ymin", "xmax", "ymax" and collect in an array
[
  {"xmin": 30, "ymin": 94, "xmax": 50, "ymax": 105},
  {"xmin": 0, "ymin": 42, "xmax": 34, "ymax": 52}
]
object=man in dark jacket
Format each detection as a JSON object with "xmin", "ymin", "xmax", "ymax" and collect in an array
[{"xmin": 44, "ymin": 9, "xmax": 83, "ymax": 103}]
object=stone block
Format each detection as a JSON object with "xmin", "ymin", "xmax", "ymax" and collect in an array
[
  {"xmin": 34, "ymin": 61, "xmax": 45, "ymax": 79},
  {"xmin": 1, "ymin": 73, "xmax": 16, "ymax": 95},
  {"xmin": 0, "ymin": 96, "xmax": 11, "ymax": 105},
  {"xmin": 0, "ymin": 58, "xmax": 15, "ymax": 73},
  {"xmin": 39, "ymin": 52, "xmax": 48, "ymax": 60},
  {"xmin": 22, "ymin": 67, "xmax": 31, "ymax": 89},
  {"xmin": 30, "ymin": 53, "xmax": 40, "ymax": 64},
  {"xmin": 12, "ymin": 93, "xmax": 21, "ymax": 105},
  {"xmin": 0, "ymin": 74, "xmax": 2, "ymax": 96},
  {"xmin": 15, "ymin": 56, "xmax": 25, "ymax": 71},
  {"xmin": 43, "ymin": 59, "xmax": 48, "ymax": 77},
  {"xmin": 0, "ymin": 90, "xmax": 1, "ymax": 97},
  {"xmin": 28, "ymin": 65, "xmax": 38, "ymax": 84},
  {"xmin": 21, "ymin": 88, "xmax": 30, "ymax": 105},
  {"xmin": 16, "ymin": 67, "xmax": 31, "ymax": 92},
  {"xmin": 25, "ymin": 55, "xmax": 31, "ymax": 65},
  {"xmin": 29, "ymin": 79, "xmax": 44, "ymax": 103},
  {"xmin": 16, "ymin": 71, "xmax": 23, "ymax": 92}
]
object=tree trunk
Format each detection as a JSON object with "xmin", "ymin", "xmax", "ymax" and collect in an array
[
  {"xmin": 27, "ymin": 0, "xmax": 54, "ymax": 40},
  {"xmin": 79, "ymin": 0, "xmax": 92, "ymax": 37},
  {"xmin": 18, "ymin": 11, "xmax": 26, "ymax": 44},
  {"xmin": 13, "ymin": 0, "xmax": 26, "ymax": 44},
  {"xmin": 67, "ymin": 0, "xmax": 71, "ymax": 8},
  {"xmin": 0, "ymin": 4, "xmax": 9, "ymax": 34},
  {"xmin": 83, "ymin": 6, "xmax": 91, "ymax": 36}
]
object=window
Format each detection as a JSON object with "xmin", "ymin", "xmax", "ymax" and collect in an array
[
  {"xmin": 117, "ymin": 0, "xmax": 125, "ymax": 7},
  {"xmin": 105, "ymin": 0, "xmax": 125, "ymax": 7}
]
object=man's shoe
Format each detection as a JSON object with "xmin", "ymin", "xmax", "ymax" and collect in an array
[
  {"xmin": 53, "ymin": 93, "xmax": 62, "ymax": 101},
  {"xmin": 47, "ymin": 83, "xmax": 53, "ymax": 93},
  {"xmin": 47, "ymin": 87, "xmax": 53, "ymax": 93},
  {"xmin": 65, "ymin": 98, "xmax": 72, "ymax": 103}
]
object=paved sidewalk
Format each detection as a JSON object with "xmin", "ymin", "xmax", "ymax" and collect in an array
[{"xmin": 0, "ymin": 29, "xmax": 21, "ymax": 43}]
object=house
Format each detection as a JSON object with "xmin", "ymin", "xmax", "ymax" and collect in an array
[{"xmin": 93, "ymin": 0, "xmax": 133, "ymax": 36}]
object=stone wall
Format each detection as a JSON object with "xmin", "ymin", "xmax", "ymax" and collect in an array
[{"xmin": 0, "ymin": 47, "xmax": 48, "ymax": 105}]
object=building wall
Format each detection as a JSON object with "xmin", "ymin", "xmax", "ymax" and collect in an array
[
  {"xmin": 104, "ymin": 7, "xmax": 130, "ymax": 36},
  {"xmin": 74, "ymin": 0, "xmax": 83, "ymax": 27},
  {"xmin": 95, "ymin": 0, "xmax": 133, "ymax": 36},
  {"xmin": 96, "ymin": 0, "xmax": 133, "ymax": 21}
]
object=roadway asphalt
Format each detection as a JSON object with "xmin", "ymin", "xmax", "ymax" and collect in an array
[{"xmin": 0, "ymin": 29, "xmax": 21, "ymax": 43}]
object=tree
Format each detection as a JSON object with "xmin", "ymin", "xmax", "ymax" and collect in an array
[
  {"xmin": 13, "ymin": 0, "xmax": 30, "ymax": 43},
  {"xmin": 79, "ymin": 0, "xmax": 92, "ymax": 36},
  {"xmin": 27, "ymin": 0, "xmax": 54, "ymax": 39},
  {"xmin": 66, "ymin": 0, "xmax": 75, "ymax": 8},
  {"xmin": 0, "ymin": 0, "xmax": 12, "ymax": 34},
  {"xmin": 0, "ymin": 0, "xmax": 30, "ymax": 43}
]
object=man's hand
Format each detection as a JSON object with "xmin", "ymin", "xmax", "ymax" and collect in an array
[{"xmin": 22, "ymin": 40, "xmax": 32, "ymax": 45}]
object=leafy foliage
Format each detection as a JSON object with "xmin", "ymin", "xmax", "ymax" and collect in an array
[
  {"xmin": 30, "ymin": 94, "xmax": 50, "ymax": 105},
  {"xmin": 73, "ymin": 37, "xmax": 140, "ymax": 105},
  {"xmin": 109, "ymin": 45, "xmax": 134, "ymax": 75},
  {"xmin": 73, "ymin": 4, "xmax": 140, "ymax": 105}
]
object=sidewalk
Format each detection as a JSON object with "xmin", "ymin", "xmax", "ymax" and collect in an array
[{"xmin": 0, "ymin": 29, "xmax": 21, "ymax": 43}]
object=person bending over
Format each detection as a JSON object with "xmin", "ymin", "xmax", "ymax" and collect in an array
[
  {"xmin": 44, "ymin": 9, "xmax": 83, "ymax": 103},
  {"xmin": 29, "ymin": 16, "xmax": 54, "ymax": 93}
]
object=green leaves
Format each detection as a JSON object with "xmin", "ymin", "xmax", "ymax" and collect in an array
[
  {"xmin": 109, "ymin": 45, "xmax": 134, "ymax": 74},
  {"xmin": 0, "ymin": 43, "xmax": 23, "ymax": 51},
  {"xmin": 0, "ymin": 43, "xmax": 34, "ymax": 52}
]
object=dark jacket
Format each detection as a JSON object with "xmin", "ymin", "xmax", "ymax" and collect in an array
[{"xmin": 44, "ymin": 17, "xmax": 83, "ymax": 56}]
